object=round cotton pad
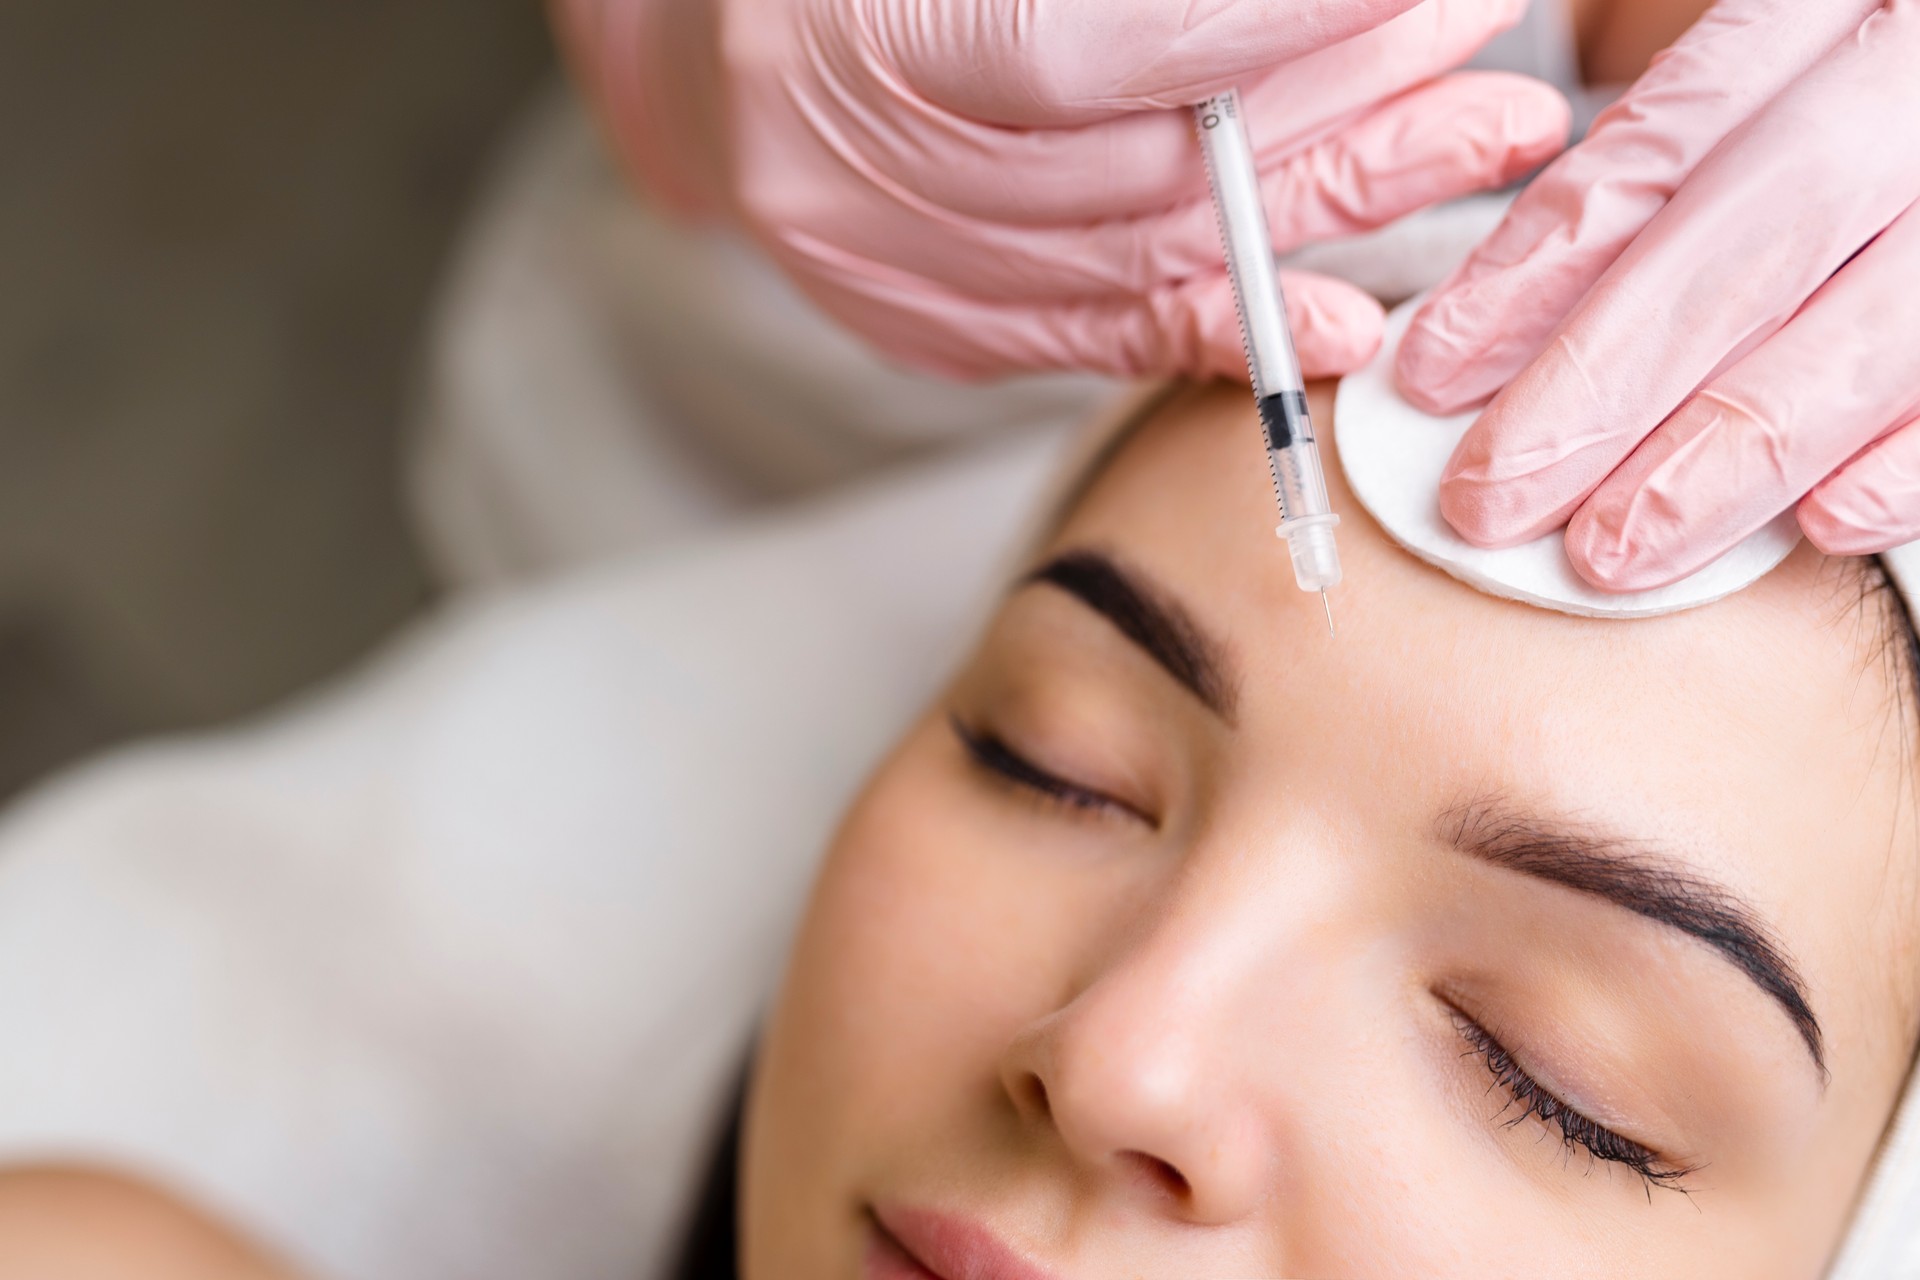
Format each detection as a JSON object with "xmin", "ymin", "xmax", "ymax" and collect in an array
[{"xmin": 1334, "ymin": 301, "xmax": 1803, "ymax": 619}]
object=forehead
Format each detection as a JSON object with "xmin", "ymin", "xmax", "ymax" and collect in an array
[
  {"xmin": 1059, "ymin": 382, "xmax": 1897, "ymax": 749},
  {"xmin": 1045, "ymin": 381, "xmax": 1917, "ymax": 1051}
]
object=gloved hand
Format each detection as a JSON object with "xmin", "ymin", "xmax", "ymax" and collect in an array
[
  {"xmin": 553, "ymin": 0, "xmax": 1569, "ymax": 380},
  {"xmin": 1397, "ymin": 0, "xmax": 1920, "ymax": 588}
]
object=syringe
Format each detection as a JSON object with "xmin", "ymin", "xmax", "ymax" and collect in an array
[{"xmin": 1194, "ymin": 89, "xmax": 1343, "ymax": 633}]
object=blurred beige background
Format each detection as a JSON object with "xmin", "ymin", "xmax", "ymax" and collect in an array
[{"xmin": 0, "ymin": 1, "xmax": 555, "ymax": 796}]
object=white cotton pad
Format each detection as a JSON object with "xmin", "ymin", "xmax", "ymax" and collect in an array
[{"xmin": 1334, "ymin": 301, "xmax": 1803, "ymax": 619}]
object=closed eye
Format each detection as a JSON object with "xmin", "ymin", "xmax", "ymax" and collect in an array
[
  {"xmin": 948, "ymin": 714, "xmax": 1151, "ymax": 826},
  {"xmin": 1447, "ymin": 1004, "xmax": 1699, "ymax": 1199}
]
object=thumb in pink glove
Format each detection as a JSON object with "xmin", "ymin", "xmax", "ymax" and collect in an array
[
  {"xmin": 1398, "ymin": 0, "xmax": 1920, "ymax": 588},
  {"xmin": 554, "ymin": 0, "xmax": 1570, "ymax": 381}
]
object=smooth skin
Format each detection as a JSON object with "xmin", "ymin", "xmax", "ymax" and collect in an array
[
  {"xmin": 0, "ymin": 1168, "xmax": 287, "ymax": 1279},
  {"xmin": 742, "ymin": 381, "xmax": 1920, "ymax": 1279}
]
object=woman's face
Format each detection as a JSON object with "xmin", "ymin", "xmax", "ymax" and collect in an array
[{"xmin": 742, "ymin": 383, "xmax": 1920, "ymax": 1279}]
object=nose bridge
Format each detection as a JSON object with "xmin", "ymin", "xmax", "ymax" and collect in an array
[
  {"xmin": 1001, "ymin": 804, "xmax": 1353, "ymax": 1223},
  {"xmin": 1126, "ymin": 797, "xmax": 1352, "ymax": 1017}
]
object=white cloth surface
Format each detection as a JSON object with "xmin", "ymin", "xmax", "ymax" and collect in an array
[
  {"xmin": 0, "ymin": 431, "xmax": 1068, "ymax": 1280},
  {"xmin": 406, "ymin": 91, "xmax": 1113, "ymax": 587}
]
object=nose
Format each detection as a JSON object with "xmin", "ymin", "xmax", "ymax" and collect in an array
[{"xmin": 996, "ymin": 945, "xmax": 1275, "ymax": 1225}]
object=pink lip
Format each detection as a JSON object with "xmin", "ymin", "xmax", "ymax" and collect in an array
[{"xmin": 867, "ymin": 1204, "xmax": 1063, "ymax": 1280}]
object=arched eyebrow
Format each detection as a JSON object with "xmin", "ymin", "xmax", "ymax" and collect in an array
[
  {"xmin": 1018, "ymin": 553, "xmax": 1825, "ymax": 1077},
  {"xmin": 1022, "ymin": 550, "xmax": 1237, "ymax": 721},
  {"xmin": 1443, "ymin": 798, "xmax": 1826, "ymax": 1081}
]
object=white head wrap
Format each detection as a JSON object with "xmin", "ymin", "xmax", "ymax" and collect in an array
[{"xmin": 1334, "ymin": 299, "xmax": 1920, "ymax": 1278}]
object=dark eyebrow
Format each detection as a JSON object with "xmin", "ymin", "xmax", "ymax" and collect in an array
[
  {"xmin": 1444, "ymin": 799, "xmax": 1826, "ymax": 1079},
  {"xmin": 1022, "ymin": 550, "xmax": 1237, "ymax": 720}
]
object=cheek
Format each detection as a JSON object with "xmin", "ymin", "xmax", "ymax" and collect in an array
[{"xmin": 750, "ymin": 721, "xmax": 1085, "ymax": 1180}]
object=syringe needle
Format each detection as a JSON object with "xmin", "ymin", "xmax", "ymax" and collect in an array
[{"xmin": 1321, "ymin": 590, "xmax": 1335, "ymax": 638}]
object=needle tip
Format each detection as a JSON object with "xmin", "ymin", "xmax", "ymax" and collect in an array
[{"xmin": 1321, "ymin": 590, "xmax": 1335, "ymax": 638}]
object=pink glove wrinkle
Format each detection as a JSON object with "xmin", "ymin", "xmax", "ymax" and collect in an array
[
  {"xmin": 1398, "ymin": 0, "xmax": 1920, "ymax": 589},
  {"xmin": 556, "ymin": 0, "xmax": 1571, "ymax": 381}
]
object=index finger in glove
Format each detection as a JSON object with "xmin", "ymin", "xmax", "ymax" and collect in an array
[
  {"xmin": 862, "ymin": 0, "xmax": 1536, "ymax": 228},
  {"xmin": 1395, "ymin": 0, "xmax": 1885, "ymax": 415},
  {"xmin": 1436, "ymin": 2, "xmax": 1920, "ymax": 549},
  {"xmin": 840, "ymin": 73, "xmax": 1566, "ymax": 305},
  {"xmin": 878, "ymin": 0, "xmax": 1436, "ymax": 128}
]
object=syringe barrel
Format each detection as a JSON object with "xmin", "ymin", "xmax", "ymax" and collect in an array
[
  {"xmin": 1196, "ymin": 90, "xmax": 1344, "ymax": 595},
  {"xmin": 1258, "ymin": 390, "xmax": 1332, "ymax": 521},
  {"xmin": 1194, "ymin": 91, "xmax": 1303, "ymax": 401}
]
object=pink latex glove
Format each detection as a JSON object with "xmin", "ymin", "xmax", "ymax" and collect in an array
[
  {"xmin": 1398, "ymin": 0, "xmax": 1920, "ymax": 588},
  {"xmin": 553, "ymin": 0, "xmax": 1570, "ymax": 380}
]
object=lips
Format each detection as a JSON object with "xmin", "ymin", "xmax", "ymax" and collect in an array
[
  {"xmin": 866, "ymin": 1204, "xmax": 1062, "ymax": 1280},
  {"xmin": 864, "ymin": 1217, "xmax": 938, "ymax": 1280}
]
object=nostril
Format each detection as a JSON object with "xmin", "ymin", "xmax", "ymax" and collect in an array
[
  {"xmin": 1120, "ymin": 1150, "xmax": 1190, "ymax": 1201},
  {"xmin": 1013, "ymin": 1072, "xmax": 1051, "ymax": 1123}
]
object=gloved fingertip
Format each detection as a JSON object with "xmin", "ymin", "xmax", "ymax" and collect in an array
[
  {"xmin": 1395, "ymin": 300, "xmax": 1498, "ymax": 417},
  {"xmin": 1399, "ymin": 74, "xmax": 1570, "ymax": 199},
  {"xmin": 1437, "ymin": 424, "xmax": 1583, "ymax": 549},
  {"xmin": 1395, "ymin": 353, "xmax": 1474, "ymax": 416},
  {"xmin": 1183, "ymin": 283, "xmax": 1261, "ymax": 382},
  {"xmin": 1299, "ymin": 321, "xmax": 1383, "ymax": 380},
  {"xmin": 1287, "ymin": 276, "xmax": 1384, "ymax": 378},
  {"xmin": 1437, "ymin": 470, "xmax": 1533, "ymax": 550},
  {"xmin": 1563, "ymin": 506, "xmax": 1671, "ymax": 592},
  {"xmin": 1199, "ymin": 330, "xmax": 1254, "ymax": 383},
  {"xmin": 1455, "ymin": 75, "xmax": 1572, "ymax": 181},
  {"xmin": 1509, "ymin": 79, "xmax": 1575, "ymax": 156},
  {"xmin": 1797, "ymin": 499, "xmax": 1898, "ymax": 559}
]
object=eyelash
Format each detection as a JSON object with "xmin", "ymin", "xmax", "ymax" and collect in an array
[
  {"xmin": 948, "ymin": 714, "xmax": 1136, "ymax": 821},
  {"xmin": 1449, "ymin": 1007, "xmax": 1697, "ymax": 1197},
  {"xmin": 952, "ymin": 715, "xmax": 1694, "ymax": 1199}
]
